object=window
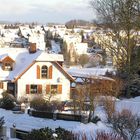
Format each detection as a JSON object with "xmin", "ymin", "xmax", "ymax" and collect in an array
[
  {"xmin": 41, "ymin": 65, "xmax": 48, "ymax": 78},
  {"xmin": 30, "ymin": 85, "xmax": 37, "ymax": 94},
  {"xmin": 7, "ymin": 83, "xmax": 15, "ymax": 91},
  {"xmin": 1, "ymin": 56, "xmax": 14, "ymax": 71},
  {"xmin": 26, "ymin": 84, "xmax": 42, "ymax": 94},
  {"xmin": 3, "ymin": 63, "xmax": 13, "ymax": 71},
  {"xmin": 46, "ymin": 85, "xmax": 62, "ymax": 94},
  {"xmin": 51, "ymin": 85, "xmax": 57, "ymax": 94}
]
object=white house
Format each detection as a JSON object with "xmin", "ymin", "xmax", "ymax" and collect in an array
[
  {"xmin": 75, "ymin": 43, "xmax": 88, "ymax": 55},
  {"xmin": 20, "ymin": 26, "xmax": 46, "ymax": 50},
  {"xmin": 0, "ymin": 46, "xmax": 74, "ymax": 101}
]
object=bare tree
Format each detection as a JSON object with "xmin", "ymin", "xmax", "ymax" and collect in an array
[
  {"xmin": 108, "ymin": 109, "xmax": 140, "ymax": 140},
  {"xmin": 73, "ymin": 77, "xmax": 117, "ymax": 122},
  {"xmin": 90, "ymin": 0, "xmax": 140, "ymax": 78}
]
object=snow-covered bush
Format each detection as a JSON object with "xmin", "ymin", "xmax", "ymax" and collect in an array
[
  {"xmin": 25, "ymin": 127, "xmax": 54, "ymax": 140},
  {"xmin": 30, "ymin": 97, "xmax": 46, "ymax": 111},
  {"xmin": 17, "ymin": 96, "xmax": 28, "ymax": 104},
  {"xmin": 55, "ymin": 127, "xmax": 74, "ymax": 140},
  {"xmin": 0, "ymin": 92, "xmax": 16, "ymax": 110},
  {"xmin": 50, "ymin": 100, "xmax": 64, "ymax": 111},
  {"xmin": 25, "ymin": 127, "xmax": 74, "ymax": 140},
  {"xmin": 30, "ymin": 97, "xmax": 63, "ymax": 112}
]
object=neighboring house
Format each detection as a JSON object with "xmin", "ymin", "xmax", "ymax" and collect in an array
[
  {"xmin": 0, "ymin": 45, "xmax": 74, "ymax": 101},
  {"xmin": 74, "ymin": 43, "xmax": 88, "ymax": 55},
  {"xmin": 63, "ymin": 35, "xmax": 88, "ymax": 63},
  {"xmin": 19, "ymin": 26, "xmax": 46, "ymax": 50}
]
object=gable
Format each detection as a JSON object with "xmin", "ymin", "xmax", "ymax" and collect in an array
[
  {"xmin": 0, "ymin": 48, "xmax": 65, "ymax": 81},
  {"xmin": 53, "ymin": 62, "xmax": 75, "ymax": 82},
  {"xmin": 13, "ymin": 61, "xmax": 75, "ymax": 82}
]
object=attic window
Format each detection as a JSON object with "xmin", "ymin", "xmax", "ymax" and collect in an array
[
  {"xmin": 3, "ymin": 63, "xmax": 13, "ymax": 71},
  {"xmin": 41, "ymin": 65, "xmax": 48, "ymax": 78},
  {"xmin": 1, "ymin": 56, "xmax": 15, "ymax": 71}
]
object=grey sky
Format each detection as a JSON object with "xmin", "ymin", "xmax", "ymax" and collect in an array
[{"xmin": 0, "ymin": 0, "xmax": 95, "ymax": 23}]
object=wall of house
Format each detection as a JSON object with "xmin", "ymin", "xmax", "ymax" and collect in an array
[
  {"xmin": 75, "ymin": 43, "xmax": 88, "ymax": 55},
  {"xmin": 17, "ymin": 61, "xmax": 70, "ymax": 101}
]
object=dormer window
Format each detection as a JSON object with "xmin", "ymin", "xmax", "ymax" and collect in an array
[
  {"xmin": 0, "ymin": 56, "xmax": 15, "ymax": 71},
  {"xmin": 4, "ymin": 63, "xmax": 13, "ymax": 71}
]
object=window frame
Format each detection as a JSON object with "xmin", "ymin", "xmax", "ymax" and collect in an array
[
  {"xmin": 30, "ymin": 84, "xmax": 38, "ymax": 94},
  {"xmin": 46, "ymin": 85, "xmax": 62, "ymax": 94},
  {"xmin": 51, "ymin": 85, "xmax": 58, "ymax": 94},
  {"xmin": 41, "ymin": 65, "xmax": 48, "ymax": 79},
  {"xmin": 3, "ymin": 62, "xmax": 13, "ymax": 71}
]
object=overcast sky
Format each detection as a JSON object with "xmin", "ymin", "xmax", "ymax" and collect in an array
[{"xmin": 0, "ymin": 0, "xmax": 95, "ymax": 24}]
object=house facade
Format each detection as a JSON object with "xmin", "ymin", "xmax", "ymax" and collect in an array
[{"xmin": 0, "ymin": 47, "xmax": 74, "ymax": 101}]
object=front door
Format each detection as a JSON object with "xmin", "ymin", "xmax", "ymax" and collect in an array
[{"xmin": 7, "ymin": 82, "xmax": 16, "ymax": 97}]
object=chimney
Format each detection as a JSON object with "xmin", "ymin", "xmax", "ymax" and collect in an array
[{"xmin": 29, "ymin": 43, "xmax": 36, "ymax": 53}]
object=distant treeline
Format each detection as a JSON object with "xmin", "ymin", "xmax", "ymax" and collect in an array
[{"xmin": 65, "ymin": 19, "xmax": 93, "ymax": 29}]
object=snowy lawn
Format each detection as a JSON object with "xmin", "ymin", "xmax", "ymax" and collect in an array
[
  {"xmin": 0, "ymin": 107, "xmax": 109, "ymax": 140},
  {"xmin": 0, "ymin": 96, "xmax": 140, "ymax": 139},
  {"xmin": 116, "ymin": 96, "xmax": 140, "ymax": 115}
]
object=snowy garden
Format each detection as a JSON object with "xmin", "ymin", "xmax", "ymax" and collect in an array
[{"xmin": 0, "ymin": 93, "xmax": 140, "ymax": 140}]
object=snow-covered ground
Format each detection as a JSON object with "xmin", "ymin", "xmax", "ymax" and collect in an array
[
  {"xmin": 0, "ymin": 108, "xmax": 108, "ymax": 140},
  {"xmin": 51, "ymin": 40, "xmax": 61, "ymax": 54},
  {"xmin": 116, "ymin": 97, "xmax": 140, "ymax": 116},
  {"xmin": 1, "ymin": 97, "xmax": 140, "ymax": 140}
]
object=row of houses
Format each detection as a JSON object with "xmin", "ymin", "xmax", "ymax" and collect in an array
[{"xmin": 0, "ymin": 24, "xmax": 114, "ymax": 101}]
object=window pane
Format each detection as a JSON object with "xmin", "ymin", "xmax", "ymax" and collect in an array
[
  {"xmin": 51, "ymin": 85, "xmax": 57, "ymax": 94},
  {"xmin": 30, "ymin": 85, "xmax": 37, "ymax": 94},
  {"xmin": 4, "ymin": 63, "xmax": 12, "ymax": 71},
  {"xmin": 41, "ymin": 65, "xmax": 48, "ymax": 78}
]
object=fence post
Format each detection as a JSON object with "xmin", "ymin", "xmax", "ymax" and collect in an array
[
  {"xmin": 0, "ymin": 126, "xmax": 7, "ymax": 139},
  {"xmin": 10, "ymin": 123, "xmax": 16, "ymax": 138},
  {"xmin": 53, "ymin": 111, "xmax": 57, "ymax": 121}
]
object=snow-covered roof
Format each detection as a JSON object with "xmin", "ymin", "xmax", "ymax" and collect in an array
[
  {"xmin": 36, "ymin": 52, "xmax": 63, "ymax": 62},
  {"xmin": 66, "ymin": 67, "xmax": 115, "ymax": 81},
  {"xmin": 66, "ymin": 67, "xmax": 114, "ymax": 77},
  {"xmin": 0, "ymin": 48, "xmax": 64, "ymax": 81},
  {"xmin": 0, "ymin": 54, "xmax": 9, "ymax": 61}
]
